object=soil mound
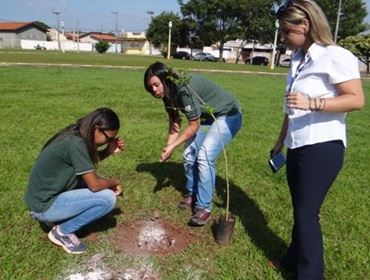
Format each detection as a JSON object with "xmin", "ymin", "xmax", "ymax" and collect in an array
[{"xmin": 111, "ymin": 217, "xmax": 198, "ymax": 256}]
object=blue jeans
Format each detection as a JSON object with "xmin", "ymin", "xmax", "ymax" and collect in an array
[
  {"xmin": 30, "ymin": 188, "xmax": 116, "ymax": 234},
  {"xmin": 183, "ymin": 111, "xmax": 242, "ymax": 210}
]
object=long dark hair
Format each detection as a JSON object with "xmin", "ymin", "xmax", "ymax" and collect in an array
[
  {"xmin": 42, "ymin": 107, "xmax": 120, "ymax": 163},
  {"xmin": 143, "ymin": 61, "xmax": 181, "ymax": 122}
]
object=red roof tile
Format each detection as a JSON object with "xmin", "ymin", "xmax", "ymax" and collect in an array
[
  {"xmin": 91, "ymin": 34, "xmax": 121, "ymax": 42},
  {"xmin": 0, "ymin": 22, "xmax": 34, "ymax": 31}
]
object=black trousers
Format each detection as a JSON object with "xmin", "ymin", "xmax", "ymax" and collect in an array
[{"xmin": 282, "ymin": 140, "xmax": 344, "ymax": 280}]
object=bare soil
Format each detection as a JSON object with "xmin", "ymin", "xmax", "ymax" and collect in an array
[{"xmin": 110, "ymin": 216, "xmax": 198, "ymax": 256}]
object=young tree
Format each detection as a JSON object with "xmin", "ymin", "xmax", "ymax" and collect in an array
[
  {"xmin": 339, "ymin": 36, "xmax": 370, "ymax": 74},
  {"xmin": 146, "ymin": 12, "xmax": 182, "ymax": 56},
  {"xmin": 178, "ymin": 0, "xmax": 243, "ymax": 61}
]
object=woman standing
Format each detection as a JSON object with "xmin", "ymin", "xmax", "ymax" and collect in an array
[
  {"xmin": 144, "ymin": 62, "xmax": 242, "ymax": 226},
  {"xmin": 25, "ymin": 108, "xmax": 124, "ymax": 254},
  {"xmin": 270, "ymin": 0, "xmax": 364, "ymax": 278}
]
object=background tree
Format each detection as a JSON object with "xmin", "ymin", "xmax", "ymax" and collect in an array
[
  {"xmin": 237, "ymin": 0, "xmax": 277, "ymax": 63},
  {"xmin": 317, "ymin": 0, "xmax": 367, "ymax": 41},
  {"xmin": 178, "ymin": 0, "xmax": 243, "ymax": 61},
  {"xmin": 241, "ymin": 0, "xmax": 276, "ymax": 43},
  {"xmin": 94, "ymin": 41, "xmax": 110, "ymax": 54},
  {"xmin": 146, "ymin": 12, "xmax": 182, "ymax": 56},
  {"xmin": 339, "ymin": 35, "xmax": 370, "ymax": 74},
  {"xmin": 179, "ymin": 18, "xmax": 204, "ymax": 53}
]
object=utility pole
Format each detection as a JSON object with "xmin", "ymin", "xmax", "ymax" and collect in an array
[
  {"xmin": 61, "ymin": 20, "xmax": 65, "ymax": 53},
  {"xmin": 270, "ymin": 20, "xmax": 279, "ymax": 70},
  {"xmin": 167, "ymin": 21, "xmax": 173, "ymax": 59},
  {"xmin": 146, "ymin": 11, "xmax": 155, "ymax": 55},
  {"xmin": 52, "ymin": 11, "xmax": 61, "ymax": 51},
  {"xmin": 111, "ymin": 11, "xmax": 118, "ymax": 53},
  {"xmin": 76, "ymin": 20, "xmax": 80, "ymax": 53},
  {"xmin": 334, "ymin": 0, "xmax": 342, "ymax": 42}
]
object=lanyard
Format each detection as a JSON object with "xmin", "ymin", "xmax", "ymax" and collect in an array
[
  {"xmin": 285, "ymin": 53, "xmax": 311, "ymax": 114},
  {"xmin": 287, "ymin": 53, "xmax": 311, "ymax": 93}
]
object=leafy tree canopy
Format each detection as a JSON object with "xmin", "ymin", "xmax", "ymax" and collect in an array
[
  {"xmin": 146, "ymin": 12, "xmax": 182, "ymax": 50},
  {"xmin": 95, "ymin": 41, "xmax": 110, "ymax": 54},
  {"xmin": 178, "ymin": 0, "xmax": 244, "ymax": 59},
  {"xmin": 316, "ymin": 0, "xmax": 367, "ymax": 40},
  {"xmin": 240, "ymin": 0, "xmax": 277, "ymax": 43},
  {"xmin": 339, "ymin": 35, "xmax": 370, "ymax": 73}
]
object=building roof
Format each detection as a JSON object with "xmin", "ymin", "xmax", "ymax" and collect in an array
[
  {"xmin": 91, "ymin": 34, "xmax": 122, "ymax": 42},
  {"xmin": 80, "ymin": 32, "xmax": 122, "ymax": 42},
  {"xmin": 124, "ymin": 38, "xmax": 147, "ymax": 42},
  {"xmin": 0, "ymin": 21, "xmax": 47, "ymax": 32}
]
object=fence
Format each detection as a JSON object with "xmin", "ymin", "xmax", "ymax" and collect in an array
[{"xmin": 20, "ymin": 39, "xmax": 122, "ymax": 53}]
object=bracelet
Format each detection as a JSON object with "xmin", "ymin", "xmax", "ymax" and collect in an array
[
  {"xmin": 314, "ymin": 97, "xmax": 319, "ymax": 111},
  {"xmin": 321, "ymin": 98, "xmax": 326, "ymax": 111},
  {"xmin": 319, "ymin": 98, "xmax": 323, "ymax": 111},
  {"xmin": 317, "ymin": 98, "xmax": 323, "ymax": 111},
  {"xmin": 308, "ymin": 97, "xmax": 313, "ymax": 110}
]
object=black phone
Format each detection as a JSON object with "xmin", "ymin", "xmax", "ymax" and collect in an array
[{"xmin": 269, "ymin": 152, "xmax": 286, "ymax": 173}]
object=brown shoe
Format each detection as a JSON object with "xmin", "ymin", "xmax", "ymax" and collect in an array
[
  {"xmin": 178, "ymin": 195, "xmax": 195, "ymax": 209},
  {"xmin": 268, "ymin": 258, "xmax": 281, "ymax": 270},
  {"xmin": 189, "ymin": 208, "xmax": 211, "ymax": 226}
]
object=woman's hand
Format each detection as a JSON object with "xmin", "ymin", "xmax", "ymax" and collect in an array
[
  {"xmin": 286, "ymin": 92, "xmax": 310, "ymax": 110},
  {"xmin": 110, "ymin": 184, "xmax": 122, "ymax": 196},
  {"xmin": 160, "ymin": 144, "xmax": 175, "ymax": 162},
  {"xmin": 107, "ymin": 137, "xmax": 125, "ymax": 154},
  {"xmin": 270, "ymin": 142, "xmax": 284, "ymax": 158}
]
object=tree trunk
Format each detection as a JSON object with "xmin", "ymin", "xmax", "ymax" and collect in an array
[
  {"xmin": 235, "ymin": 40, "xmax": 247, "ymax": 64},
  {"xmin": 219, "ymin": 41, "xmax": 224, "ymax": 62}
]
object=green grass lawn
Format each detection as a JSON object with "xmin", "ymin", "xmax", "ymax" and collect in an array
[
  {"xmin": 0, "ymin": 52, "xmax": 369, "ymax": 280},
  {"xmin": 0, "ymin": 48, "xmax": 291, "ymax": 74}
]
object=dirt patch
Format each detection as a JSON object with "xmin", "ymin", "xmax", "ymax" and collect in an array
[
  {"xmin": 110, "ymin": 213, "xmax": 198, "ymax": 256},
  {"xmin": 59, "ymin": 253, "xmax": 159, "ymax": 280}
]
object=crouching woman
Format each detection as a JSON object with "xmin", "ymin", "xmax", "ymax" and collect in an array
[{"xmin": 24, "ymin": 107, "xmax": 124, "ymax": 254}]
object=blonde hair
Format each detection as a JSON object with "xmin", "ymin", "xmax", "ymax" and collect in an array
[{"xmin": 277, "ymin": 0, "xmax": 335, "ymax": 46}]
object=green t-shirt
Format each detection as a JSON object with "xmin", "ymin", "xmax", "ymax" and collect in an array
[
  {"xmin": 24, "ymin": 135, "xmax": 94, "ymax": 213},
  {"xmin": 174, "ymin": 74, "xmax": 240, "ymax": 120}
]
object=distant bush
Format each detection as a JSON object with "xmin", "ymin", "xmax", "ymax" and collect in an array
[{"xmin": 95, "ymin": 41, "xmax": 110, "ymax": 54}]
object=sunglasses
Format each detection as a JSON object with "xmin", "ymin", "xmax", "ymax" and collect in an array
[
  {"xmin": 277, "ymin": 0, "xmax": 310, "ymax": 18},
  {"xmin": 278, "ymin": 0, "xmax": 294, "ymax": 13},
  {"xmin": 100, "ymin": 129, "xmax": 115, "ymax": 143}
]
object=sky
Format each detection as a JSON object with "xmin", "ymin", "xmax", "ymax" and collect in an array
[
  {"xmin": 1, "ymin": 0, "xmax": 181, "ymax": 33},
  {"xmin": 1, "ymin": 0, "xmax": 370, "ymax": 33}
]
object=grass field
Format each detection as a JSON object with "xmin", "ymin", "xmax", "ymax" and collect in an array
[{"xmin": 0, "ymin": 51, "xmax": 369, "ymax": 280}]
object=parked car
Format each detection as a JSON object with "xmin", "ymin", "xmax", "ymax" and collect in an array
[
  {"xmin": 278, "ymin": 58, "xmax": 292, "ymax": 67},
  {"xmin": 245, "ymin": 56, "xmax": 269, "ymax": 66},
  {"xmin": 192, "ymin": 52, "xmax": 218, "ymax": 62},
  {"xmin": 172, "ymin": 51, "xmax": 191, "ymax": 60}
]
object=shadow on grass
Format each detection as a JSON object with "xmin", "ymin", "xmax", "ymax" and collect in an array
[
  {"xmin": 136, "ymin": 161, "xmax": 187, "ymax": 195},
  {"xmin": 78, "ymin": 207, "xmax": 121, "ymax": 238},
  {"xmin": 214, "ymin": 178, "xmax": 293, "ymax": 279},
  {"xmin": 136, "ymin": 161, "xmax": 293, "ymax": 279}
]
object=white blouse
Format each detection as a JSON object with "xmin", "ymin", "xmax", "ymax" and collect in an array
[{"xmin": 283, "ymin": 43, "xmax": 360, "ymax": 149}]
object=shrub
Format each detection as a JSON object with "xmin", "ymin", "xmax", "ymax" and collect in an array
[{"xmin": 95, "ymin": 41, "xmax": 110, "ymax": 54}]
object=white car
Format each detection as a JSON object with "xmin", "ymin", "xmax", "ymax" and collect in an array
[
  {"xmin": 192, "ymin": 52, "xmax": 218, "ymax": 61},
  {"xmin": 279, "ymin": 58, "xmax": 291, "ymax": 67}
]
